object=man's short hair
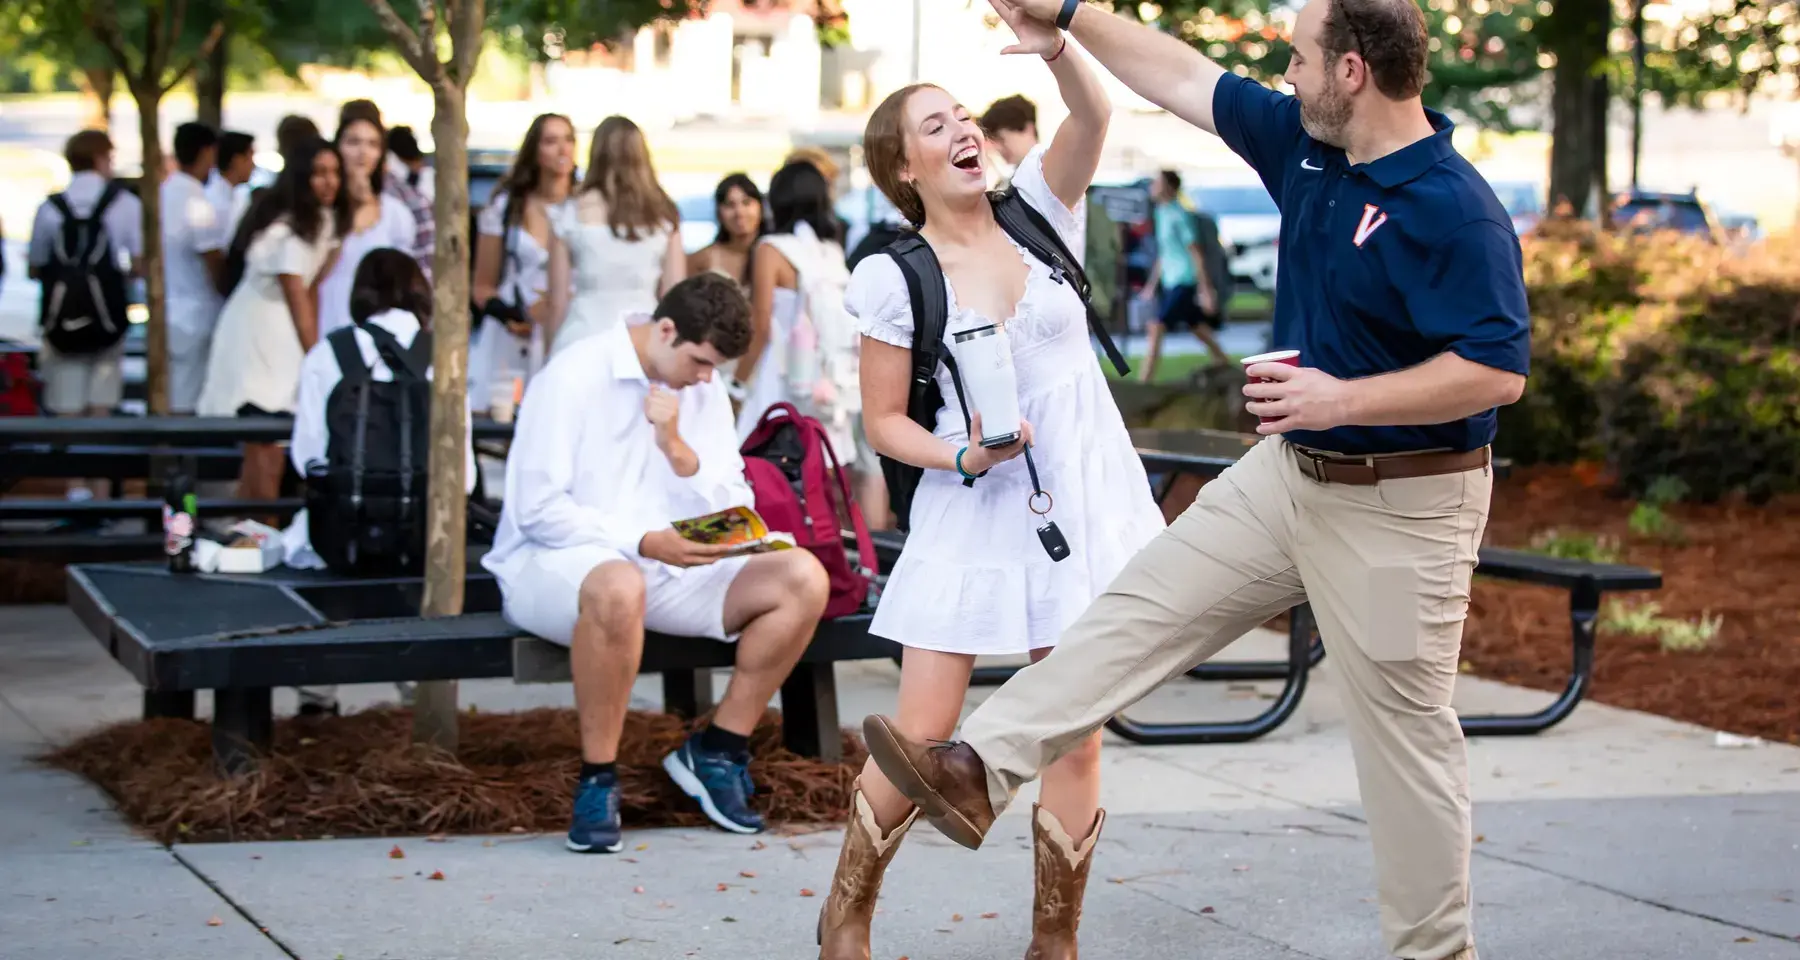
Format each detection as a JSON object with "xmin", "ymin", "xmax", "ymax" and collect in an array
[
  {"xmin": 64, "ymin": 130, "xmax": 114, "ymax": 173},
  {"xmin": 1321, "ymin": 0, "xmax": 1430, "ymax": 100},
  {"xmin": 174, "ymin": 122, "xmax": 218, "ymax": 168},
  {"xmin": 1159, "ymin": 169, "xmax": 1182, "ymax": 191},
  {"xmin": 275, "ymin": 115, "xmax": 321, "ymax": 159},
  {"xmin": 217, "ymin": 131, "xmax": 255, "ymax": 172},
  {"xmin": 388, "ymin": 125, "xmax": 424, "ymax": 162},
  {"xmin": 979, "ymin": 94, "xmax": 1037, "ymax": 137},
  {"xmin": 657, "ymin": 273, "xmax": 752, "ymax": 359}
]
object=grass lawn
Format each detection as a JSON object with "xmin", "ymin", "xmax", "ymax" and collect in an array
[{"xmin": 1104, "ymin": 351, "xmax": 1240, "ymax": 384}]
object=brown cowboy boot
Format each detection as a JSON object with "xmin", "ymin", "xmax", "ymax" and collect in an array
[
  {"xmin": 1024, "ymin": 803, "xmax": 1105, "ymax": 960},
  {"xmin": 816, "ymin": 780, "xmax": 917, "ymax": 960},
  {"xmin": 861, "ymin": 715, "xmax": 996, "ymax": 850}
]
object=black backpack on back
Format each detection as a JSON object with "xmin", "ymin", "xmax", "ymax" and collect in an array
[
  {"xmin": 304, "ymin": 324, "xmax": 434, "ymax": 577},
  {"xmin": 879, "ymin": 187, "xmax": 1131, "ymax": 532},
  {"xmin": 39, "ymin": 182, "xmax": 130, "ymax": 355}
]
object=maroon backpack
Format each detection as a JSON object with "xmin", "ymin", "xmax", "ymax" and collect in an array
[{"xmin": 740, "ymin": 402, "xmax": 877, "ymax": 619}]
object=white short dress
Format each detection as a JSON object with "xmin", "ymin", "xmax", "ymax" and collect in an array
[
  {"xmin": 844, "ymin": 146, "xmax": 1165, "ymax": 656},
  {"xmin": 195, "ymin": 218, "xmax": 338, "ymax": 417}
]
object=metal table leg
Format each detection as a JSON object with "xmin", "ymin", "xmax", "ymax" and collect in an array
[
  {"xmin": 1104, "ymin": 604, "xmax": 1316, "ymax": 745},
  {"xmin": 143, "ymin": 690, "xmax": 195, "ymax": 720},
  {"xmin": 211, "ymin": 687, "xmax": 272, "ymax": 775},
  {"xmin": 1459, "ymin": 583, "xmax": 1599, "ymax": 736},
  {"xmin": 778, "ymin": 662, "xmax": 841, "ymax": 761},
  {"xmin": 662, "ymin": 669, "xmax": 716, "ymax": 719}
]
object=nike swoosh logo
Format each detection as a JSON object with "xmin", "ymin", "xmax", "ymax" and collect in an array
[{"xmin": 1301, "ymin": 159, "xmax": 1323, "ymax": 171}]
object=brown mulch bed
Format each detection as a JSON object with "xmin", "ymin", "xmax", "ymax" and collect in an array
[
  {"xmin": 1462, "ymin": 465, "xmax": 1800, "ymax": 746},
  {"xmin": 0, "ymin": 559, "xmax": 66, "ymax": 605},
  {"xmin": 38, "ymin": 707, "xmax": 864, "ymax": 844}
]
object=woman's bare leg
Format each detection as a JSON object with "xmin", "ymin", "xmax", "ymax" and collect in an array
[{"xmin": 856, "ymin": 647, "xmax": 976, "ymax": 830}]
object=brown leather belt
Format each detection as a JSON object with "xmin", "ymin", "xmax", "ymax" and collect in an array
[{"xmin": 1289, "ymin": 443, "xmax": 1490, "ymax": 486}]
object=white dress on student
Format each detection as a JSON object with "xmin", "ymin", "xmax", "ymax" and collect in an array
[
  {"xmin": 544, "ymin": 197, "xmax": 671, "ymax": 354},
  {"xmin": 467, "ymin": 193, "xmax": 550, "ymax": 413},
  {"xmin": 734, "ymin": 223, "xmax": 860, "ymax": 464},
  {"xmin": 282, "ymin": 308, "xmax": 476, "ymax": 568},
  {"xmin": 314, "ymin": 195, "xmax": 419, "ymax": 341},
  {"xmin": 482, "ymin": 322, "xmax": 753, "ymax": 646},
  {"xmin": 843, "ymin": 146, "xmax": 1164, "ymax": 655},
  {"xmin": 196, "ymin": 218, "xmax": 339, "ymax": 416}
]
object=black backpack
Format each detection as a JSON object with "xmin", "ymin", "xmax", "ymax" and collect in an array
[
  {"xmin": 39, "ymin": 182, "xmax": 130, "ymax": 355},
  {"xmin": 304, "ymin": 324, "xmax": 434, "ymax": 577},
  {"xmin": 880, "ymin": 187, "xmax": 1130, "ymax": 532}
]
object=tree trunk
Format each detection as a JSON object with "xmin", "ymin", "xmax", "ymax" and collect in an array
[
  {"xmin": 1546, "ymin": 0, "xmax": 1610, "ymax": 219},
  {"xmin": 196, "ymin": 27, "xmax": 228, "ymax": 130},
  {"xmin": 411, "ymin": 79, "xmax": 473, "ymax": 754},
  {"xmin": 80, "ymin": 67, "xmax": 115, "ymax": 132},
  {"xmin": 135, "ymin": 83, "xmax": 170, "ymax": 416}
]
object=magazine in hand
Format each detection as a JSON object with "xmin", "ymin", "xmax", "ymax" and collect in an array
[{"xmin": 673, "ymin": 505, "xmax": 796, "ymax": 557}]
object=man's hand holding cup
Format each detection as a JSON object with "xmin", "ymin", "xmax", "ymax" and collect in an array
[{"xmin": 1241, "ymin": 349, "xmax": 1356, "ymax": 435}]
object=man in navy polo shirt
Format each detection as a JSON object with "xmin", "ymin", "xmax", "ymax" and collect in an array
[{"xmin": 857, "ymin": 2, "xmax": 1528, "ymax": 959}]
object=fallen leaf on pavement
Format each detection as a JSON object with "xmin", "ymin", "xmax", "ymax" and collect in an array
[
  {"xmin": 206, "ymin": 917, "xmax": 223, "ymax": 927},
  {"xmin": 717, "ymin": 883, "xmax": 729, "ymax": 892},
  {"xmin": 250, "ymin": 855, "xmax": 261, "ymax": 860},
  {"xmin": 634, "ymin": 886, "xmax": 645, "ymax": 894},
  {"xmin": 981, "ymin": 912, "xmax": 998, "ymax": 919},
  {"xmin": 1474, "ymin": 835, "xmax": 1485, "ymax": 843},
  {"xmin": 427, "ymin": 834, "xmax": 448, "ymax": 843},
  {"xmin": 1737, "ymin": 937, "xmax": 1755, "ymax": 943},
  {"xmin": 739, "ymin": 870, "xmax": 757, "ymax": 878},
  {"xmin": 1201, "ymin": 906, "xmax": 1216, "ymax": 914},
  {"xmin": 636, "ymin": 843, "xmax": 649, "ymax": 851},
  {"xmin": 1232, "ymin": 865, "xmax": 1250, "ymax": 872},
  {"xmin": 951, "ymin": 913, "xmax": 963, "ymax": 922},
  {"xmin": 428, "ymin": 871, "xmax": 445, "ymax": 881},
  {"xmin": 388, "ymin": 845, "xmax": 405, "ymax": 859},
  {"xmin": 800, "ymin": 888, "xmax": 816, "ymax": 897},
  {"xmin": 751, "ymin": 840, "xmax": 767, "ymax": 850},
  {"xmin": 723, "ymin": 916, "xmax": 737, "ymax": 923}
]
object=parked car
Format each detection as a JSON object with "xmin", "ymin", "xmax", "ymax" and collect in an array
[
  {"xmin": 1187, "ymin": 182, "xmax": 1280, "ymax": 295},
  {"xmin": 1609, "ymin": 189, "xmax": 1724, "ymax": 241}
]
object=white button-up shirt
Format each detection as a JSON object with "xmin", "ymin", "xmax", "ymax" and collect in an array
[
  {"xmin": 27, "ymin": 171, "xmax": 143, "ymax": 273},
  {"xmin": 161, "ymin": 170, "xmax": 227, "ymax": 340},
  {"xmin": 481, "ymin": 320, "xmax": 751, "ymax": 582}
]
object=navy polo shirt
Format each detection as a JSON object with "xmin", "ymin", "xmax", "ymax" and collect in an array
[{"xmin": 1212, "ymin": 73, "xmax": 1531, "ymax": 455}]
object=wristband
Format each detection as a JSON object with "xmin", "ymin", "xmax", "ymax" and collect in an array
[
  {"xmin": 1044, "ymin": 35, "xmax": 1067, "ymax": 62},
  {"xmin": 1055, "ymin": 0, "xmax": 1081, "ymax": 30},
  {"xmin": 955, "ymin": 445, "xmax": 979, "ymax": 480}
]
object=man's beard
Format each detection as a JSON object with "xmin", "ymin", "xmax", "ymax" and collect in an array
[{"xmin": 1299, "ymin": 76, "xmax": 1352, "ymax": 147}]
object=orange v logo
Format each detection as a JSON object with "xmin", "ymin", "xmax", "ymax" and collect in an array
[{"xmin": 1353, "ymin": 204, "xmax": 1388, "ymax": 247}]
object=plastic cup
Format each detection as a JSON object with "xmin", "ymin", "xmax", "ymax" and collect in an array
[{"xmin": 1241, "ymin": 349, "xmax": 1301, "ymax": 424}]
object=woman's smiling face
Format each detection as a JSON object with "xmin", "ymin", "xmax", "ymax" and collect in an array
[{"xmin": 900, "ymin": 86, "xmax": 987, "ymax": 218}]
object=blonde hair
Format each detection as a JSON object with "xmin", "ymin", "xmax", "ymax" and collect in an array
[
  {"xmin": 581, "ymin": 115, "xmax": 679, "ymax": 241},
  {"xmin": 863, "ymin": 83, "xmax": 937, "ymax": 227},
  {"xmin": 783, "ymin": 145, "xmax": 840, "ymax": 187}
]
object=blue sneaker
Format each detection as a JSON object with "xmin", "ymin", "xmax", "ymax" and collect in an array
[
  {"xmin": 566, "ymin": 774, "xmax": 623, "ymax": 853},
  {"xmin": 661, "ymin": 734, "xmax": 764, "ymax": 834}
]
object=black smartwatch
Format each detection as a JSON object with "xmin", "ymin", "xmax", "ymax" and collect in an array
[{"xmin": 1055, "ymin": 0, "xmax": 1081, "ymax": 30}]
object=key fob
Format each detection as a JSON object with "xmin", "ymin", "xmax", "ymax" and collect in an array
[{"xmin": 1037, "ymin": 520, "xmax": 1071, "ymax": 562}]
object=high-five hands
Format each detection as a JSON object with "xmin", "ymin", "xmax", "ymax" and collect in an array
[
  {"xmin": 1242, "ymin": 362, "xmax": 1356, "ymax": 435},
  {"xmin": 989, "ymin": 0, "xmax": 1069, "ymax": 23},
  {"xmin": 988, "ymin": 0, "xmax": 1065, "ymax": 56}
]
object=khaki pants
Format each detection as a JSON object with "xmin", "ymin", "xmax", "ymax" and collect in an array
[{"xmin": 959, "ymin": 435, "xmax": 1491, "ymax": 960}]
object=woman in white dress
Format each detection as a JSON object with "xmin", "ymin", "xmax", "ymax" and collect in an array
[
  {"xmin": 731, "ymin": 160, "xmax": 862, "ymax": 467},
  {"xmin": 197, "ymin": 137, "xmax": 349, "ymax": 502},
  {"xmin": 813, "ymin": 11, "xmax": 1163, "ymax": 958},
  {"xmin": 313, "ymin": 103, "xmax": 420, "ymax": 340},
  {"xmin": 543, "ymin": 115, "xmax": 686, "ymax": 353},
  {"xmin": 468, "ymin": 113, "xmax": 577, "ymax": 416}
]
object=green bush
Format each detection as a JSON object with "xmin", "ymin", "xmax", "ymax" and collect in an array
[{"xmin": 1499, "ymin": 219, "xmax": 1800, "ymax": 502}]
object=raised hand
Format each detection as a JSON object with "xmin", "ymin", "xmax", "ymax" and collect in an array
[
  {"xmin": 989, "ymin": 0, "xmax": 1065, "ymax": 57},
  {"xmin": 645, "ymin": 384, "xmax": 680, "ymax": 434}
]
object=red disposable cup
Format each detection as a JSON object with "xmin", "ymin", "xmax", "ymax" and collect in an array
[{"xmin": 1241, "ymin": 349, "xmax": 1301, "ymax": 424}]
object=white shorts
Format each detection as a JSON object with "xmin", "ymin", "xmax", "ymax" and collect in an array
[
  {"xmin": 498, "ymin": 544, "xmax": 752, "ymax": 646},
  {"xmin": 39, "ymin": 340, "xmax": 124, "ymax": 415}
]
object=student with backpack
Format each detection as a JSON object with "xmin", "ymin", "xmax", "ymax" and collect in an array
[
  {"xmin": 730, "ymin": 160, "xmax": 869, "ymax": 502},
  {"xmin": 27, "ymin": 130, "xmax": 142, "ymax": 420},
  {"xmin": 283, "ymin": 247, "xmax": 473, "ymax": 714},
  {"xmin": 27, "ymin": 129, "xmax": 143, "ymax": 507},
  {"xmin": 811, "ymin": 12, "xmax": 1163, "ymax": 959}
]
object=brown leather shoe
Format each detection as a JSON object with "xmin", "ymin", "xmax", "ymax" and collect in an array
[
  {"xmin": 860, "ymin": 714, "xmax": 997, "ymax": 850},
  {"xmin": 1024, "ymin": 803, "xmax": 1105, "ymax": 960},
  {"xmin": 816, "ymin": 779, "xmax": 916, "ymax": 960}
]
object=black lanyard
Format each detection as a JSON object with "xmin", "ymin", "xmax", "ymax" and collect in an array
[{"xmin": 1022, "ymin": 443, "xmax": 1069, "ymax": 562}]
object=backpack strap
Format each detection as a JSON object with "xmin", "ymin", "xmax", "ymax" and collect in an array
[
  {"xmin": 327, "ymin": 327, "xmax": 369, "ymax": 385},
  {"xmin": 991, "ymin": 188, "xmax": 1131, "ymax": 377},
  {"xmin": 883, "ymin": 236, "xmax": 980, "ymax": 489},
  {"xmin": 363, "ymin": 323, "xmax": 432, "ymax": 382}
]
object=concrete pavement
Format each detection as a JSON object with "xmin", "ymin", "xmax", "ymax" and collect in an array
[{"xmin": 1, "ymin": 603, "xmax": 1797, "ymax": 959}]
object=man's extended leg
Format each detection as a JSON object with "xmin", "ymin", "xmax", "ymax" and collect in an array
[
  {"xmin": 862, "ymin": 437, "xmax": 1307, "ymax": 848},
  {"xmin": 1289, "ymin": 452, "xmax": 1491, "ymax": 960},
  {"xmin": 658, "ymin": 548, "xmax": 829, "ymax": 834},
  {"xmin": 570, "ymin": 561, "xmax": 649, "ymax": 767}
]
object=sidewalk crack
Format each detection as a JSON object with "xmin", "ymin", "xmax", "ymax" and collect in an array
[{"xmin": 170, "ymin": 847, "xmax": 301, "ymax": 959}]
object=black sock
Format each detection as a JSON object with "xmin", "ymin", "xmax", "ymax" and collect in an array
[
  {"xmin": 698, "ymin": 724, "xmax": 750, "ymax": 757},
  {"xmin": 579, "ymin": 761, "xmax": 617, "ymax": 783}
]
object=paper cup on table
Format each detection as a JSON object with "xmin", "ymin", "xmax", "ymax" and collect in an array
[{"xmin": 1241, "ymin": 349, "xmax": 1301, "ymax": 424}]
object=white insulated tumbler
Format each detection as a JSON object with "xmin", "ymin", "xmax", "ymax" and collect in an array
[{"xmin": 949, "ymin": 322, "xmax": 1023, "ymax": 448}]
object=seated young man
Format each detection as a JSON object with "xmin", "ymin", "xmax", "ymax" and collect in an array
[{"xmin": 482, "ymin": 273, "xmax": 830, "ymax": 852}]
